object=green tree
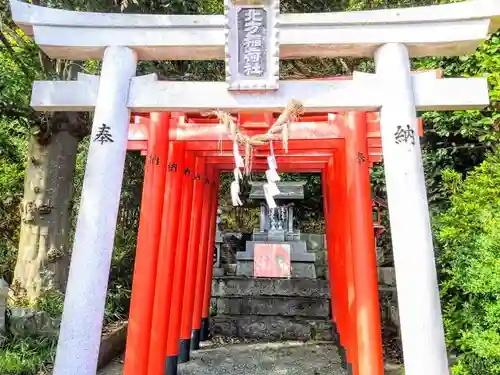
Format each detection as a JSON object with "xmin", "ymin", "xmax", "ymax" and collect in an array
[
  {"xmin": 435, "ymin": 150, "xmax": 500, "ymax": 375},
  {"xmin": 0, "ymin": 0, "xmax": 98, "ymax": 303},
  {"xmin": 0, "ymin": 0, "xmax": 208, "ymax": 304},
  {"xmin": 414, "ymin": 31, "xmax": 500, "ymax": 212}
]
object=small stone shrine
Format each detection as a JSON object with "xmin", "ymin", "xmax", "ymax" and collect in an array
[{"xmin": 236, "ymin": 181, "xmax": 316, "ymax": 278}]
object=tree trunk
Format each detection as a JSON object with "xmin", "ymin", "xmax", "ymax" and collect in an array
[{"xmin": 13, "ymin": 113, "xmax": 86, "ymax": 303}]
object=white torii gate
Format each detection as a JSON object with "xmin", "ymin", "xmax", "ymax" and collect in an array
[{"xmin": 9, "ymin": 1, "xmax": 500, "ymax": 375}]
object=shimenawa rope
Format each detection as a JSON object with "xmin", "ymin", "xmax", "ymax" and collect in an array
[{"xmin": 204, "ymin": 99, "xmax": 304, "ymax": 175}]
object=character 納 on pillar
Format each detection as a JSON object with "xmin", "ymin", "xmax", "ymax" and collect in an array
[{"xmin": 374, "ymin": 43, "xmax": 449, "ymax": 375}]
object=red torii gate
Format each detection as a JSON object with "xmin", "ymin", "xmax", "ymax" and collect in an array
[{"xmin": 122, "ymin": 84, "xmax": 424, "ymax": 375}]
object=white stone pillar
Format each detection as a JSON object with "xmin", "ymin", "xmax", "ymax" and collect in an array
[
  {"xmin": 287, "ymin": 205, "xmax": 294, "ymax": 233},
  {"xmin": 0, "ymin": 278, "xmax": 8, "ymax": 334},
  {"xmin": 260, "ymin": 204, "xmax": 267, "ymax": 232},
  {"xmin": 53, "ymin": 46, "xmax": 137, "ymax": 375},
  {"xmin": 375, "ymin": 43, "xmax": 449, "ymax": 375}
]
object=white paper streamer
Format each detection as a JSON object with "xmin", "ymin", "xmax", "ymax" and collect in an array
[
  {"xmin": 266, "ymin": 169, "xmax": 280, "ymax": 183},
  {"xmin": 267, "ymin": 140, "xmax": 277, "ymax": 170},
  {"xmin": 233, "ymin": 167, "xmax": 243, "ymax": 182},
  {"xmin": 233, "ymin": 141, "xmax": 244, "ymax": 169},
  {"xmin": 267, "ymin": 181, "xmax": 281, "ymax": 197},
  {"xmin": 263, "ymin": 184, "xmax": 277, "ymax": 209},
  {"xmin": 231, "ymin": 180, "xmax": 243, "ymax": 206}
]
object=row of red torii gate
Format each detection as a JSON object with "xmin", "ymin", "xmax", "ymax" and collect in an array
[{"xmin": 122, "ymin": 80, "xmax": 424, "ymax": 375}]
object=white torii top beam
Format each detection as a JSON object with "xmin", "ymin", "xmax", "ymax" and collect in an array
[
  {"xmin": 30, "ymin": 72, "xmax": 489, "ymax": 112},
  {"xmin": 10, "ymin": 0, "xmax": 500, "ymax": 61}
]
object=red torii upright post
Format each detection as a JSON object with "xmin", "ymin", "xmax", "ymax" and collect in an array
[
  {"xmin": 123, "ymin": 113, "xmax": 169, "ymax": 375},
  {"xmin": 191, "ymin": 166, "xmax": 216, "ymax": 350},
  {"xmin": 344, "ymin": 112, "xmax": 384, "ymax": 375},
  {"xmin": 148, "ymin": 141, "xmax": 186, "ymax": 375},
  {"xmin": 179, "ymin": 158, "xmax": 207, "ymax": 363},
  {"xmin": 322, "ymin": 160, "xmax": 343, "ymax": 362},
  {"xmin": 333, "ymin": 139, "xmax": 360, "ymax": 375},
  {"xmin": 165, "ymin": 151, "xmax": 196, "ymax": 369},
  {"xmin": 200, "ymin": 173, "xmax": 221, "ymax": 342}
]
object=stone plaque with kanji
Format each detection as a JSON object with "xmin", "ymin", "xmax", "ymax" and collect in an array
[{"xmin": 224, "ymin": 0, "xmax": 279, "ymax": 91}]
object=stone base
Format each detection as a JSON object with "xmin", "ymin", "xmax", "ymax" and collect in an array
[
  {"xmin": 210, "ymin": 277, "xmax": 334, "ymax": 342},
  {"xmin": 236, "ymin": 240, "xmax": 316, "ymax": 279},
  {"xmin": 300, "ymin": 233, "xmax": 326, "ymax": 251},
  {"xmin": 212, "ymin": 277, "xmax": 330, "ymax": 298},
  {"xmin": 213, "ymin": 267, "xmax": 225, "ymax": 277},
  {"xmin": 237, "ymin": 241, "xmax": 315, "ymax": 263},
  {"xmin": 215, "ymin": 296, "xmax": 330, "ymax": 317},
  {"xmin": 236, "ymin": 261, "xmax": 316, "ymax": 278}
]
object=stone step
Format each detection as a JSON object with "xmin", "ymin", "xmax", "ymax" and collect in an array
[
  {"xmin": 316, "ymin": 265, "xmax": 329, "ymax": 280},
  {"xmin": 210, "ymin": 315, "xmax": 334, "ymax": 341},
  {"xmin": 177, "ymin": 342, "xmax": 345, "ymax": 375},
  {"xmin": 212, "ymin": 277, "xmax": 330, "ymax": 298},
  {"xmin": 214, "ymin": 296, "xmax": 330, "ymax": 318},
  {"xmin": 314, "ymin": 250, "xmax": 327, "ymax": 265},
  {"xmin": 301, "ymin": 233, "xmax": 326, "ymax": 251}
]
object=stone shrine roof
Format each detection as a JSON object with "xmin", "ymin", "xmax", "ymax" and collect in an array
[{"xmin": 249, "ymin": 181, "xmax": 306, "ymax": 201}]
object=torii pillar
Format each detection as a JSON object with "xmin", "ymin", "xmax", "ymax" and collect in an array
[
  {"xmin": 53, "ymin": 46, "xmax": 137, "ymax": 375},
  {"xmin": 375, "ymin": 43, "xmax": 449, "ymax": 374}
]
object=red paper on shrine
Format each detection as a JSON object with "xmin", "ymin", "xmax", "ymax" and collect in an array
[{"xmin": 253, "ymin": 243, "xmax": 291, "ymax": 278}]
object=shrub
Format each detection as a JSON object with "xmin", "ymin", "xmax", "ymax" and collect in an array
[
  {"xmin": 0, "ymin": 335, "xmax": 56, "ymax": 375},
  {"xmin": 435, "ymin": 149, "xmax": 500, "ymax": 374}
]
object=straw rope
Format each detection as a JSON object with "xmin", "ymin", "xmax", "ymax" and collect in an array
[{"xmin": 204, "ymin": 100, "xmax": 304, "ymax": 174}]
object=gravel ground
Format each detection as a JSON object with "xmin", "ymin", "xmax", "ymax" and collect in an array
[
  {"xmin": 98, "ymin": 359, "xmax": 123, "ymax": 375},
  {"xmin": 98, "ymin": 341, "xmax": 347, "ymax": 375},
  {"xmin": 98, "ymin": 340, "xmax": 405, "ymax": 375}
]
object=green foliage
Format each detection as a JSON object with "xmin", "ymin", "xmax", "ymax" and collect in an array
[
  {"xmin": 102, "ymin": 152, "xmax": 144, "ymax": 324},
  {"xmin": 0, "ymin": 118, "xmax": 28, "ymax": 283},
  {"xmin": 34, "ymin": 290, "xmax": 65, "ymax": 319},
  {"xmin": 372, "ymin": 28, "xmax": 500, "ymax": 271},
  {"xmin": 413, "ymin": 31, "xmax": 500, "ymax": 211},
  {"xmin": 0, "ymin": 29, "xmax": 33, "ymax": 283},
  {"xmin": 435, "ymin": 150, "xmax": 500, "ymax": 374},
  {"xmin": 0, "ymin": 335, "xmax": 56, "ymax": 375}
]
